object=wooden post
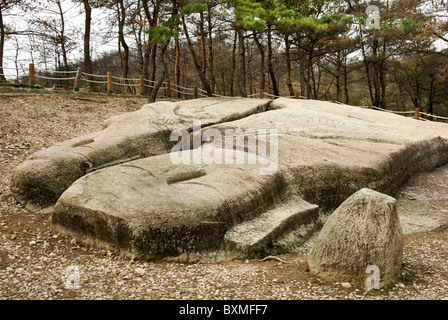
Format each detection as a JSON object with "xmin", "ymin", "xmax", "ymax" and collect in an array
[
  {"xmin": 414, "ymin": 107, "xmax": 420, "ymax": 120},
  {"xmin": 259, "ymin": 90, "xmax": 263, "ymax": 99},
  {"xmin": 107, "ymin": 72, "xmax": 112, "ymax": 95},
  {"xmin": 73, "ymin": 67, "xmax": 82, "ymax": 92},
  {"xmin": 139, "ymin": 75, "xmax": 144, "ymax": 96},
  {"xmin": 29, "ymin": 63, "xmax": 35, "ymax": 89},
  {"xmin": 295, "ymin": 92, "xmax": 299, "ymax": 99},
  {"xmin": 166, "ymin": 79, "xmax": 171, "ymax": 97},
  {"xmin": 331, "ymin": 98, "xmax": 336, "ymax": 103},
  {"xmin": 368, "ymin": 102, "xmax": 373, "ymax": 109},
  {"xmin": 194, "ymin": 86, "xmax": 198, "ymax": 99}
]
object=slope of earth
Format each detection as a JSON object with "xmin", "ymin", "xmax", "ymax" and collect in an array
[{"xmin": 0, "ymin": 93, "xmax": 447, "ymax": 300}]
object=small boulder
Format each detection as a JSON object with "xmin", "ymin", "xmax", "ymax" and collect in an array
[{"xmin": 307, "ymin": 188, "xmax": 403, "ymax": 288}]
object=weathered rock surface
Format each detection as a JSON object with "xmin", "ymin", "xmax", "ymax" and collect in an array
[
  {"xmin": 51, "ymin": 150, "xmax": 289, "ymax": 259},
  {"xmin": 11, "ymin": 97, "xmax": 448, "ymax": 260},
  {"xmin": 10, "ymin": 98, "xmax": 270, "ymax": 211},
  {"xmin": 224, "ymin": 196, "xmax": 319, "ymax": 254},
  {"xmin": 217, "ymin": 98, "xmax": 448, "ymax": 210},
  {"xmin": 396, "ymin": 164, "xmax": 448, "ymax": 234},
  {"xmin": 307, "ymin": 188, "xmax": 403, "ymax": 288}
]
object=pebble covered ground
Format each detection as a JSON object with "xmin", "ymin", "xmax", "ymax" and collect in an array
[{"xmin": 1, "ymin": 93, "xmax": 447, "ymax": 300}]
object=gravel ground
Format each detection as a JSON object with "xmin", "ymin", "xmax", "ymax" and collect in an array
[{"xmin": 1, "ymin": 92, "xmax": 447, "ymax": 301}]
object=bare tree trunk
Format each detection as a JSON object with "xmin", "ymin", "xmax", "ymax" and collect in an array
[
  {"xmin": 82, "ymin": 0, "xmax": 93, "ymax": 89},
  {"xmin": 237, "ymin": 26, "xmax": 247, "ymax": 97},
  {"xmin": 306, "ymin": 49, "xmax": 313, "ymax": 99},
  {"xmin": 207, "ymin": 4, "xmax": 216, "ymax": 93},
  {"xmin": 379, "ymin": 43, "xmax": 387, "ymax": 108},
  {"xmin": 285, "ymin": 34, "xmax": 294, "ymax": 97},
  {"xmin": 55, "ymin": 0, "xmax": 69, "ymax": 72},
  {"xmin": 343, "ymin": 55, "xmax": 349, "ymax": 104},
  {"xmin": 82, "ymin": 0, "xmax": 92, "ymax": 73},
  {"xmin": 133, "ymin": 0, "xmax": 144, "ymax": 73},
  {"xmin": 149, "ymin": 40, "xmax": 158, "ymax": 84},
  {"xmin": 172, "ymin": 0, "xmax": 180, "ymax": 98},
  {"xmin": 199, "ymin": 11, "xmax": 207, "ymax": 75},
  {"xmin": 372, "ymin": 34, "xmax": 381, "ymax": 108},
  {"xmin": 141, "ymin": 0, "xmax": 151, "ymax": 87},
  {"xmin": 253, "ymin": 33, "xmax": 265, "ymax": 92},
  {"xmin": 311, "ymin": 55, "xmax": 319, "ymax": 99},
  {"xmin": 13, "ymin": 36, "xmax": 19, "ymax": 83},
  {"xmin": 359, "ymin": 23, "xmax": 374, "ymax": 104},
  {"xmin": 174, "ymin": 31, "xmax": 181, "ymax": 98},
  {"xmin": 428, "ymin": 77, "xmax": 435, "ymax": 116},
  {"xmin": 299, "ymin": 50, "xmax": 306, "ymax": 97},
  {"xmin": 230, "ymin": 31, "xmax": 237, "ymax": 96},
  {"xmin": 142, "ymin": 40, "xmax": 150, "ymax": 93},
  {"xmin": 414, "ymin": 78, "xmax": 421, "ymax": 111},
  {"xmin": 267, "ymin": 24, "xmax": 278, "ymax": 97},
  {"xmin": 335, "ymin": 50, "xmax": 341, "ymax": 102},
  {"xmin": 149, "ymin": 42, "xmax": 169, "ymax": 103},
  {"xmin": 117, "ymin": 0, "xmax": 130, "ymax": 93},
  {"xmin": 181, "ymin": 15, "xmax": 212, "ymax": 96},
  {"xmin": 246, "ymin": 40, "xmax": 253, "ymax": 96},
  {"xmin": 380, "ymin": 59, "xmax": 386, "ymax": 108},
  {"xmin": 142, "ymin": 0, "xmax": 159, "ymax": 95},
  {"xmin": 0, "ymin": 7, "xmax": 6, "ymax": 83}
]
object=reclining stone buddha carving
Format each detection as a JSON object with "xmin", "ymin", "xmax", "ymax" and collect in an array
[{"xmin": 10, "ymin": 97, "xmax": 448, "ymax": 260}]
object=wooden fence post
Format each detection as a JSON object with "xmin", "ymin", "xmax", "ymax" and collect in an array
[
  {"xmin": 166, "ymin": 79, "xmax": 171, "ymax": 97},
  {"xmin": 295, "ymin": 93, "xmax": 299, "ymax": 99},
  {"xmin": 139, "ymin": 75, "xmax": 145, "ymax": 96},
  {"xmin": 414, "ymin": 107, "xmax": 420, "ymax": 120},
  {"xmin": 194, "ymin": 86, "xmax": 198, "ymax": 99},
  {"xmin": 368, "ymin": 102, "xmax": 373, "ymax": 109},
  {"xmin": 73, "ymin": 67, "xmax": 82, "ymax": 92},
  {"xmin": 29, "ymin": 64, "xmax": 35, "ymax": 89},
  {"xmin": 259, "ymin": 90, "xmax": 263, "ymax": 99},
  {"xmin": 107, "ymin": 72, "xmax": 112, "ymax": 95}
]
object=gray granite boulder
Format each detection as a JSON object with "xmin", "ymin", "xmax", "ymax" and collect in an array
[{"xmin": 307, "ymin": 188, "xmax": 403, "ymax": 288}]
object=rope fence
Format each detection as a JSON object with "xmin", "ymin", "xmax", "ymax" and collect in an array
[
  {"xmin": 81, "ymin": 72, "xmax": 108, "ymax": 78},
  {"xmin": 35, "ymin": 75, "xmax": 77, "ymax": 81},
  {"xmin": 111, "ymin": 81, "xmax": 140, "ymax": 87},
  {"xmin": 80, "ymin": 77, "xmax": 108, "ymax": 84},
  {"xmin": 36, "ymin": 69, "xmax": 78, "ymax": 74},
  {"xmin": 361, "ymin": 102, "xmax": 448, "ymax": 122},
  {"xmin": 420, "ymin": 112, "xmax": 448, "ymax": 121},
  {"xmin": 1, "ymin": 63, "xmax": 447, "ymax": 123},
  {"xmin": 372, "ymin": 106, "xmax": 414, "ymax": 114}
]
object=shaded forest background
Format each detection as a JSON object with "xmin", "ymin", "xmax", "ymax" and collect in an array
[{"xmin": 1, "ymin": 0, "xmax": 448, "ymax": 116}]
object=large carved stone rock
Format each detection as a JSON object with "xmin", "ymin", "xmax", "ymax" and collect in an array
[
  {"xmin": 10, "ymin": 97, "xmax": 448, "ymax": 260},
  {"xmin": 307, "ymin": 188, "xmax": 403, "ymax": 288},
  {"xmin": 10, "ymin": 98, "xmax": 270, "ymax": 211},
  {"xmin": 52, "ymin": 150, "xmax": 293, "ymax": 259}
]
